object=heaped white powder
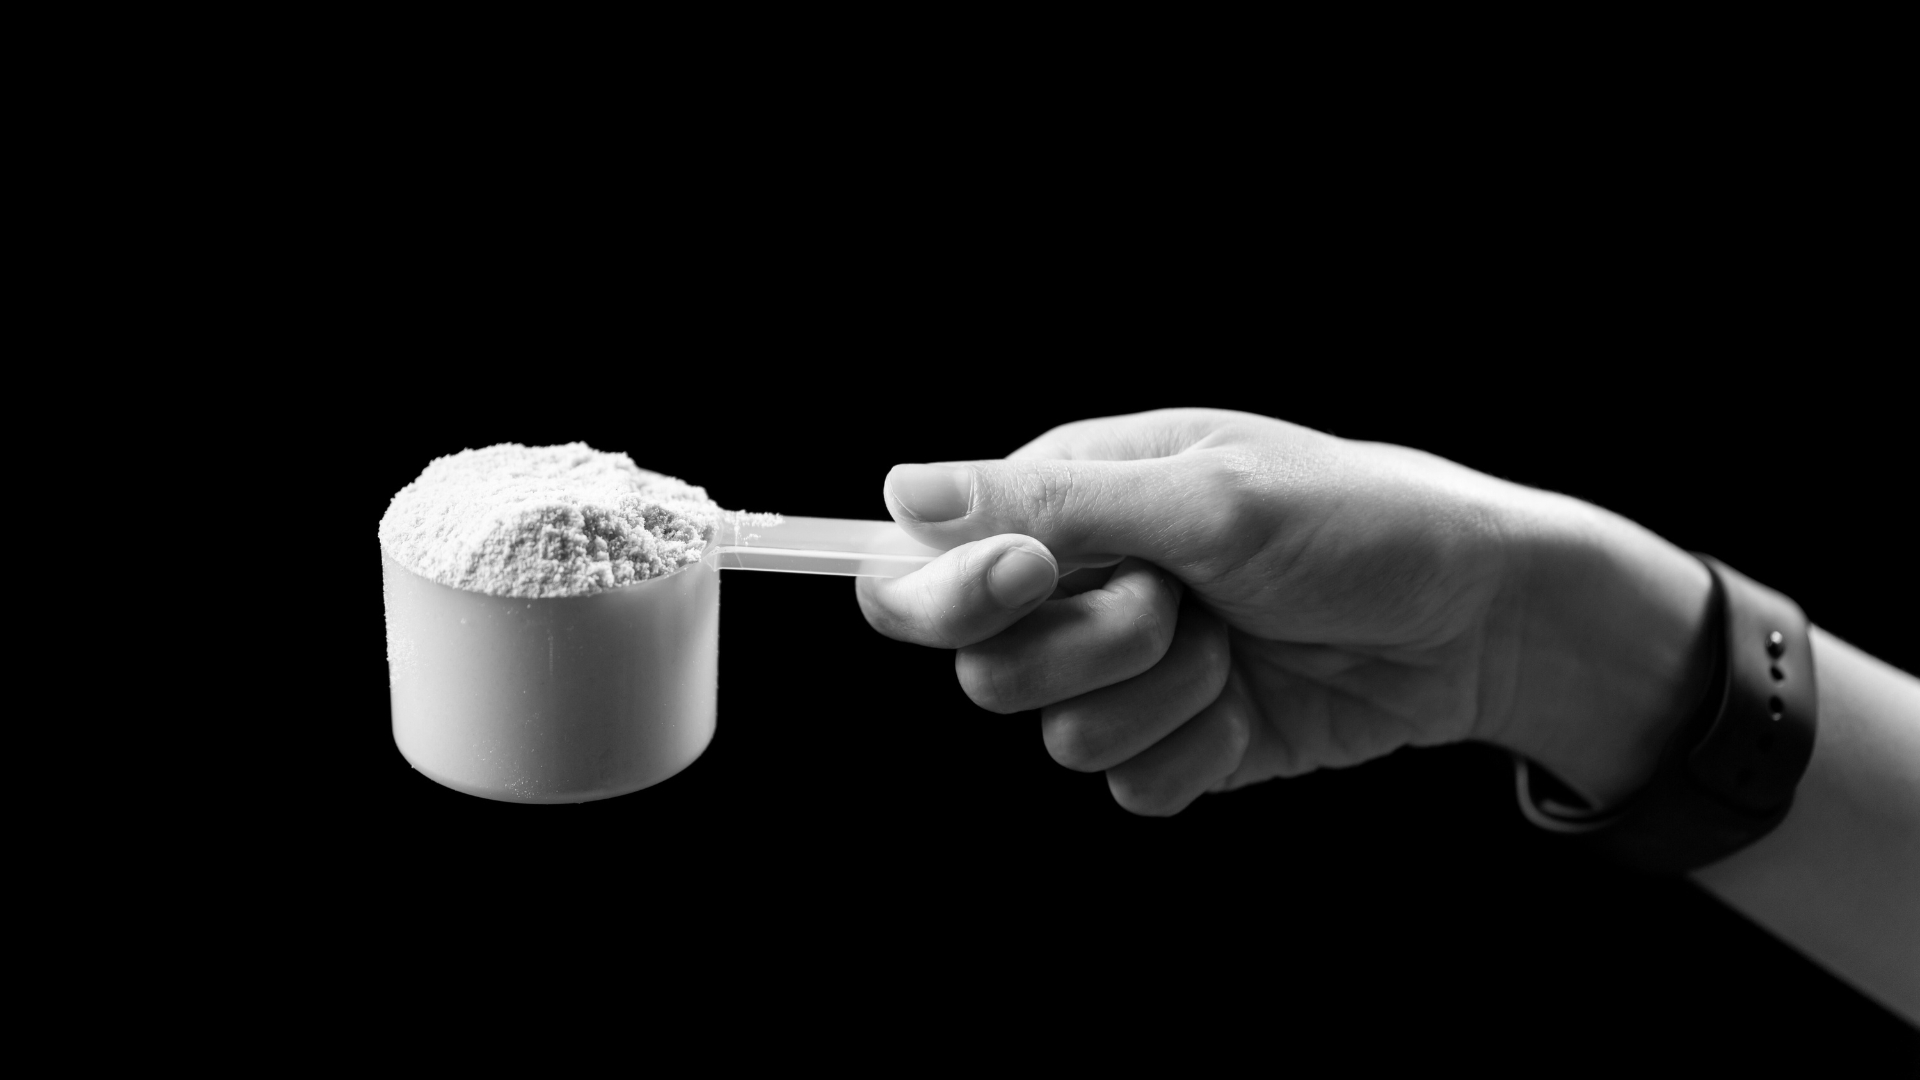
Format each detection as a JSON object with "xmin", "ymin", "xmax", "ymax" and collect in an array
[{"xmin": 379, "ymin": 443, "xmax": 723, "ymax": 598}]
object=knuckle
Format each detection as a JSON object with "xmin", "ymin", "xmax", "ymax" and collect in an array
[
  {"xmin": 1192, "ymin": 613, "xmax": 1233, "ymax": 687},
  {"xmin": 955, "ymin": 650, "xmax": 1032, "ymax": 715},
  {"xmin": 1213, "ymin": 459, "xmax": 1264, "ymax": 535},
  {"xmin": 855, "ymin": 581, "xmax": 914, "ymax": 640},
  {"xmin": 1220, "ymin": 698, "xmax": 1253, "ymax": 765},
  {"xmin": 1011, "ymin": 462, "xmax": 1077, "ymax": 538},
  {"xmin": 1215, "ymin": 470, "xmax": 1264, "ymax": 535},
  {"xmin": 860, "ymin": 572, "xmax": 983, "ymax": 650},
  {"xmin": 908, "ymin": 569, "xmax": 980, "ymax": 649},
  {"xmin": 1178, "ymin": 452, "xmax": 1273, "ymax": 580},
  {"xmin": 921, "ymin": 614, "xmax": 971, "ymax": 651},
  {"xmin": 1040, "ymin": 709, "xmax": 1103, "ymax": 771},
  {"xmin": 1108, "ymin": 769, "xmax": 1187, "ymax": 817},
  {"xmin": 913, "ymin": 543, "xmax": 1002, "ymax": 649},
  {"xmin": 1119, "ymin": 601, "xmax": 1176, "ymax": 672}
]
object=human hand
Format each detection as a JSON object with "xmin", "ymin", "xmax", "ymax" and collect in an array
[{"xmin": 856, "ymin": 409, "xmax": 1714, "ymax": 816}]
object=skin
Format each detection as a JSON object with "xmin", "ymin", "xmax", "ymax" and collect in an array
[
  {"xmin": 855, "ymin": 408, "xmax": 1919, "ymax": 1022},
  {"xmin": 856, "ymin": 407, "xmax": 1708, "ymax": 814}
]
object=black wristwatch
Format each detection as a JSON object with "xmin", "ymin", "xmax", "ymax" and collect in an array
[{"xmin": 1514, "ymin": 555, "xmax": 1819, "ymax": 875}]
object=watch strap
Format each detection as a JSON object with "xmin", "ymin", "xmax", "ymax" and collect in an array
[{"xmin": 1515, "ymin": 555, "xmax": 1818, "ymax": 874}]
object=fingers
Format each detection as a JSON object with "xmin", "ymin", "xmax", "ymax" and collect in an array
[
  {"xmin": 954, "ymin": 558, "xmax": 1182, "ymax": 714},
  {"xmin": 1106, "ymin": 666, "xmax": 1256, "ymax": 817},
  {"xmin": 859, "ymin": 520, "xmax": 1254, "ymax": 818},
  {"xmin": 854, "ymin": 534, "xmax": 1059, "ymax": 649},
  {"xmin": 1039, "ymin": 596, "xmax": 1232, "ymax": 775}
]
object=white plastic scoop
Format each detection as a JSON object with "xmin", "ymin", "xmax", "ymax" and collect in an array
[
  {"xmin": 382, "ymin": 516, "xmax": 942, "ymax": 805},
  {"xmin": 705, "ymin": 513, "xmax": 941, "ymax": 577}
]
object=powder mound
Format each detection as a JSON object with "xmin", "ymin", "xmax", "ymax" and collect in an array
[{"xmin": 378, "ymin": 443, "xmax": 723, "ymax": 598}]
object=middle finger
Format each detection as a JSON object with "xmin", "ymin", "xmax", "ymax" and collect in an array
[{"xmin": 954, "ymin": 557, "xmax": 1181, "ymax": 715}]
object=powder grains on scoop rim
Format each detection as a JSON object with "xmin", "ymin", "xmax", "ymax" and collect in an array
[{"xmin": 378, "ymin": 442, "xmax": 725, "ymax": 599}]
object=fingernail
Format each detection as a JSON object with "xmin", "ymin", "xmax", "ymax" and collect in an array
[
  {"xmin": 989, "ymin": 548, "xmax": 1056, "ymax": 609},
  {"xmin": 888, "ymin": 464, "xmax": 971, "ymax": 522}
]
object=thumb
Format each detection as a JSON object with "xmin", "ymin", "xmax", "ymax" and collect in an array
[{"xmin": 882, "ymin": 457, "xmax": 1218, "ymax": 572}]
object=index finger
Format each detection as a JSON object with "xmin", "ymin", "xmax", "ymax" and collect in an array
[{"xmin": 854, "ymin": 533, "xmax": 1059, "ymax": 649}]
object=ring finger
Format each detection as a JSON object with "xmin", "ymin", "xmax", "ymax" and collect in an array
[{"xmin": 1038, "ymin": 597, "xmax": 1232, "ymax": 774}]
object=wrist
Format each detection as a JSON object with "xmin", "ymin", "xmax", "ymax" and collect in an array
[{"xmin": 1485, "ymin": 490, "xmax": 1716, "ymax": 809}]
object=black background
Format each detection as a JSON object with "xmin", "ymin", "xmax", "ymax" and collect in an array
[{"xmin": 274, "ymin": 111, "xmax": 1914, "ymax": 1061}]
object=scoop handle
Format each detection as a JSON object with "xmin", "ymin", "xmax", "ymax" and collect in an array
[{"xmin": 706, "ymin": 515, "xmax": 941, "ymax": 578}]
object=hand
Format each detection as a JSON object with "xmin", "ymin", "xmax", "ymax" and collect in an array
[{"xmin": 856, "ymin": 409, "xmax": 1715, "ymax": 815}]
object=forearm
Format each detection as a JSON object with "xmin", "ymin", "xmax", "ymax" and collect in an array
[
  {"xmin": 1691, "ymin": 626, "xmax": 1920, "ymax": 1025},
  {"xmin": 1493, "ymin": 487, "xmax": 1919, "ymax": 1022}
]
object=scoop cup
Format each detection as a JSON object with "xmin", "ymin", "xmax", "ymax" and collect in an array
[{"xmin": 382, "ymin": 515, "xmax": 939, "ymax": 803}]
